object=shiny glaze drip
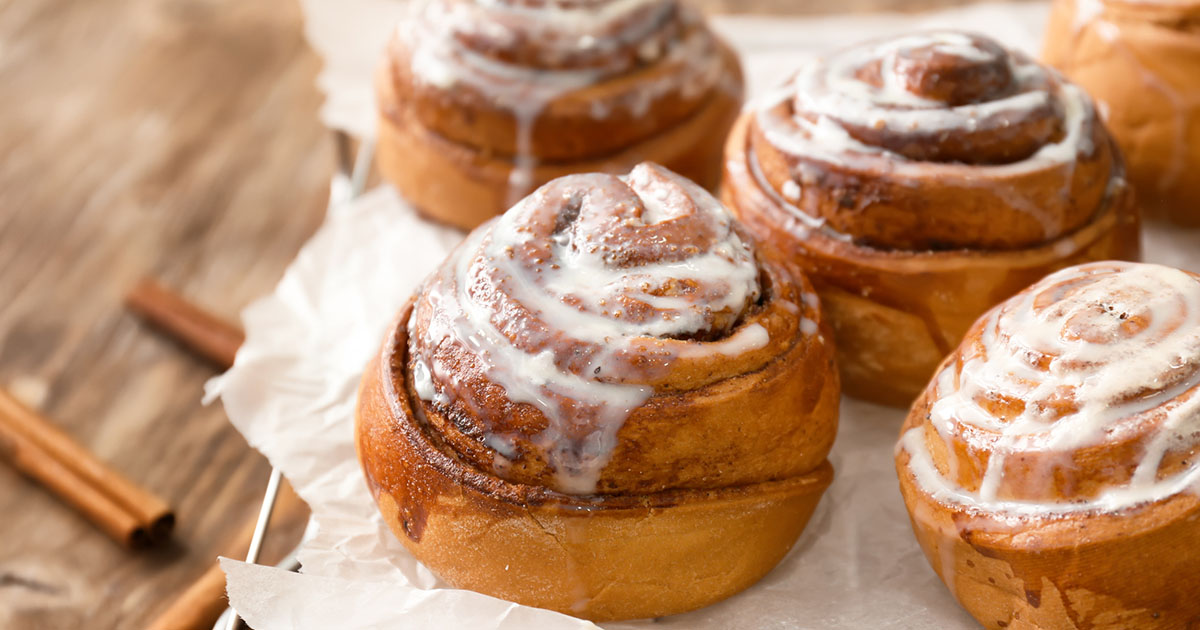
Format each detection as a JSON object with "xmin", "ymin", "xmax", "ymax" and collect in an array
[
  {"xmin": 758, "ymin": 31, "xmax": 1095, "ymax": 177},
  {"xmin": 747, "ymin": 31, "xmax": 1111, "ymax": 250},
  {"xmin": 900, "ymin": 262, "xmax": 1200, "ymax": 516},
  {"xmin": 408, "ymin": 163, "xmax": 764, "ymax": 494},
  {"xmin": 401, "ymin": 0, "xmax": 725, "ymax": 205}
]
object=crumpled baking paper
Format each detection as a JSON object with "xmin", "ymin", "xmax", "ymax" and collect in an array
[{"xmin": 208, "ymin": 3, "xmax": 1200, "ymax": 629}]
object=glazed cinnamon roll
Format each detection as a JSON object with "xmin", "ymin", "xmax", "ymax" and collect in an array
[
  {"xmin": 355, "ymin": 163, "xmax": 839, "ymax": 621},
  {"xmin": 378, "ymin": 0, "xmax": 744, "ymax": 230},
  {"xmin": 896, "ymin": 261, "xmax": 1200, "ymax": 630},
  {"xmin": 722, "ymin": 31, "xmax": 1141, "ymax": 407},
  {"xmin": 1044, "ymin": 0, "xmax": 1200, "ymax": 225}
]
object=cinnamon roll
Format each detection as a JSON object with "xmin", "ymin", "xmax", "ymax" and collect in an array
[
  {"xmin": 355, "ymin": 163, "xmax": 839, "ymax": 621},
  {"xmin": 896, "ymin": 261, "xmax": 1200, "ymax": 630},
  {"xmin": 1044, "ymin": 0, "xmax": 1200, "ymax": 225},
  {"xmin": 378, "ymin": 0, "xmax": 744, "ymax": 230},
  {"xmin": 722, "ymin": 31, "xmax": 1141, "ymax": 407}
]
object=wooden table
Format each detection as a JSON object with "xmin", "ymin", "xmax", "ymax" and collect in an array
[{"xmin": 0, "ymin": 0, "xmax": 1021, "ymax": 628}]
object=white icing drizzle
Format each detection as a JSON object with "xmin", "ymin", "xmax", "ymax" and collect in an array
[
  {"xmin": 754, "ymin": 33, "xmax": 1097, "ymax": 180},
  {"xmin": 781, "ymin": 179, "xmax": 801, "ymax": 201},
  {"xmin": 678, "ymin": 323, "xmax": 769, "ymax": 358},
  {"xmin": 802, "ymin": 32, "xmax": 1045, "ymax": 132},
  {"xmin": 899, "ymin": 262, "xmax": 1200, "ymax": 516},
  {"xmin": 739, "ymin": 146, "xmax": 850, "ymax": 244},
  {"xmin": 473, "ymin": 0, "xmax": 662, "ymax": 27},
  {"xmin": 401, "ymin": 0, "xmax": 726, "ymax": 204},
  {"xmin": 407, "ymin": 309, "xmax": 453, "ymax": 407},
  {"xmin": 742, "ymin": 135, "xmax": 1128, "ymax": 261},
  {"xmin": 410, "ymin": 164, "xmax": 768, "ymax": 494},
  {"xmin": 743, "ymin": 31, "xmax": 1111, "ymax": 244},
  {"xmin": 1073, "ymin": 0, "xmax": 1107, "ymax": 33}
]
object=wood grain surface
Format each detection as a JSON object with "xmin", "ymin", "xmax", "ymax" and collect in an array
[
  {"xmin": 0, "ymin": 1, "xmax": 324, "ymax": 628},
  {"xmin": 0, "ymin": 0, "xmax": 1021, "ymax": 628}
]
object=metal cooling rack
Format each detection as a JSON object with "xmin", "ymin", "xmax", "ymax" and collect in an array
[{"xmin": 214, "ymin": 130, "xmax": 375, "ymax": 630}]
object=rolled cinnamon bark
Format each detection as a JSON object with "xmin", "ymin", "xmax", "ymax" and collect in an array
[
  {"xmin": 377, "ymin": 0, "xmax": 744, "ymax": 229},
  {"xmin": 125, "ymin": 277, "xmax": 244, "ymax": 370},
  {"xmin": 895, "ymin": 261, "xmax": 1200, "ymax": 630},
  {"xmin": 356, "ymin": 163, "xmax": 839, "ymax": 621},
  {"xmin": 0, "ymin": 389, "xmax": 173, "ymax": 547},
  {"xmin": 722, "ymin": 31, "xmax": 1141, "ymax": 407},
  {"xmin": 144, "ymin": 563, "xmax": 230, "ymax": 630},
  {"xmin": 145, "ymin": 481, "xmax": 306, "ymax": 630},
  {"xmin": 1043, "ymin": 0, "xmax": 1200, "ymax": 225}
]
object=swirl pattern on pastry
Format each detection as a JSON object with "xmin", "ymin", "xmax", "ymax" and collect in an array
[
  {"xmin": 406, "ymin": 162, "xmax": 833, "ymax": 495},
  {"xmin": 722, "ymin": 30, "xmax": 1140, "ymax": 407},
  {"xmin": 899, "ymin": 261, "xmax": 1200, "ymax": 515},
  {"xmin": 359, "ymin": 164, "xmax": 839, "ymax": 620},
  {"xmin": 750, "ymin": 31, "xmax": 1114, "ymax": 250},
  {"xmin": 395, "ymin": 0, "xmax": 732, "ymax": 194}
]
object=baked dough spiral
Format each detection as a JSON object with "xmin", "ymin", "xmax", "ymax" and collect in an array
[
  {"xmin": 378, "ymin": 0, "xmax": 743, "ymax": 229},
  {"xmin": 722, "ymin": 31, "xmax": 1141, "ymax": 406},
  {"xmin": 356, "ymin": 163, "xmax": 839, "ymax": 621},
  {"xmin": 896, "ymin": 261, "xmax": 1200, "ymax": 630}
]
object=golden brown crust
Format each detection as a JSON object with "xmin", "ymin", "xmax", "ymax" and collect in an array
[
  {"xmin": 724, "ymin": 114, "xmax": 1140, "ymax": 407},
  {"xmin": 356, "ymin": 165, "xmax": 840, "ymax": 620},
  {"xmin": 377, "ymin": 51, "xmax": 742, "ymax": 230},
  {"xmin": 356, "ymin": 300, "xmax": 837, "ymax": 621},
  {"xmin": 386, "ymin": 3, "xmax": 707, "ymax": 161},
  {"xmin": 897, "ymin": 444, "xmax": 1200, "ymax": 630},
  {"xmin": 894, "ymin": 263, "xmax": 1200, "ymax": 629},
  {"xmin": 376, "ymin": 1, "xmax": 744, "ymax": 230},
  {"xmin": 1043, "ymin": 0, "xmax": 1200, "ymax": 226},
  {"xmin": 742, "ymin": 33, "xmax": 1120, "ymax": 252},
  {"xmin": 412, "ymin": 262, "xmax": 837, "ymax": 494},
  {"xmin": 721, "ymin": 32, "xmax": 1143, "ymax": 407}
]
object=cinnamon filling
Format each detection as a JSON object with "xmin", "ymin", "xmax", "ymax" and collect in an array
[
  {"xmin": 900, "ymin": 262, "xmax": 1200, "ymax": 513},
  {"xmin": 404, "ymin": 164, "xmax": 808, "ymax": 495}
]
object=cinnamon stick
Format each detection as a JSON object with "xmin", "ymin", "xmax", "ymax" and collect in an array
[
  {"xmin": 144, "ymin": 563, "xmax": 229, "ymax": 630},
  {"xmin": 0, "ymin": 389, "xmax": 173, "ymax": 547},
  {"xmin": 144, "ymin": 481, "xmax": 305, "ymax": 630},
  {"xmin": 125, "ymin": 279, "xmax": 314, "ymax": 627},
  {"xmin": 125, "ymin": 278, "xmax": 244, "ymax": 370}
]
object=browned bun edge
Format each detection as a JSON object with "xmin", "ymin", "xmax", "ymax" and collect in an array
[
  {"xmin": 721, "ymin": 113, "xmax": 1142, "ymax": 407},
  {"xmin": 386, "ymin": 23, "xmax": 740, "ymax": 162},
  {"xmin": 355, "ymin": 299, "xmax": 835, "ymax": 621},
  {"xmin": 375, "ymin": 43, "xmax": 743, "ymax": 231},
  {"xmin": 412, "ymin": 253, "xmax": 839, "ymax": 495},
  {"xmin": 895, "ymin": 387, "xmax": 1200, "ymax": 630},
  {"xmin": 1043, "ymin": 0, "xmax": 1200, "ymax": 225}
]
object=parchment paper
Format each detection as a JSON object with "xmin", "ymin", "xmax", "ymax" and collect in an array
[{"xmin": 209, "ymin": 3, "xmax": 1200, "ymax": 628}]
